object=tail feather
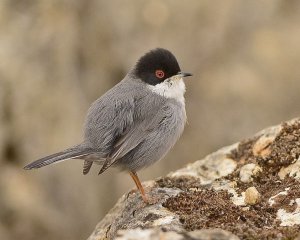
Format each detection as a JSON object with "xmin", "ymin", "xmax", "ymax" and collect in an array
[
  {"xmin": 83, "ymin": 160, "xmax": 93, "ymax": 175},
  {"xmin": 24, "ymin": 146, "xmax": 93, "ymax": 170}
]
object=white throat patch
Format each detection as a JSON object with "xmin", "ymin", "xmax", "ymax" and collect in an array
[{"xmin": 147, "ymin": 78, "xmax": 186, "ymax": 104}]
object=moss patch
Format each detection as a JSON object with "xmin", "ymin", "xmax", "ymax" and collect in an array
[
  {"xmin": 157, "ymin": 176, "xmax": 204, "ymax": 191},
  {"xmin": 163, "ymin": 189, "xmax": 300, "ymax": 239}
]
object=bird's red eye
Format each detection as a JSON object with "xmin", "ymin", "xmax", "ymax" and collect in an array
[{"xmin": 155, "ymin": 70, "xmax": 165, "ymax": 79}]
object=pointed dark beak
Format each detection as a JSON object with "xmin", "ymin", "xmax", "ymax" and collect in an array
[{"xmin": 178, "ymin": 72, "xmax": 193, "ymax": 77}]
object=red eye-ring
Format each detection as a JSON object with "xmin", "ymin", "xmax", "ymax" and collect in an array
[{"xmin": 155, "ymin": 69, "xmax": 165, "ymax": 79}]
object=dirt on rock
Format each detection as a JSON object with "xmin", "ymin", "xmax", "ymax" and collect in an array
[
  {"xmin": 160, "ymin": 121, "xmax": 300, "ymax": 239},
  {"xmin": 157, "ymin": 175, "xmax": 205, "ymax": 191}
]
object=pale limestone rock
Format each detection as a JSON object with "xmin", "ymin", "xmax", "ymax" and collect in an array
[
  {"xmin": 277, "ymin": 199, "xmax": 300, "ymax": 226},
  {"xmin": 244, "ymin": 187, "xmax": 261, "ymax": 205},
  {"xmin": 239, "ymin": 163, "xmax": 262, "ymax": 183},
  {"xmin": 171, "ymin": 144, "xmax": 238, "ymax": 184},
  {"xmin": 115, "ymin": 228, "xmax": 240, "ymax": 240},
  {"xmin": 278, "ymin": 156, "xmax": 300, "ymax": 180},
  {"xmin": 87, "ymin": 187, "xmax": 184, "ymax": 240},
  {"xmin": 252, "ymin": 135, "xmax": 274, "ymax": 157}
]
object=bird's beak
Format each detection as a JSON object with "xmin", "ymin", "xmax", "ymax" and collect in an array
[{"xmin": 178, "ymin": 72, "xmax": 193, "ymax": 78}]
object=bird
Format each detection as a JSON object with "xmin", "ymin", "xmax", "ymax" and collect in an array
[{"xmin": 24, "ymin": 48, "xmax": 192, "ymax": 203}]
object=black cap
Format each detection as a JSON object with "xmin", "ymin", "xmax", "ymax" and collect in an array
[{"xmin": 133, "ymin": 48, "xmax": 185, "ymax": 86}]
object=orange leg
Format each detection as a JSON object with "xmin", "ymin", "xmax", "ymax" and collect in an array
[{"xmin": 129, "ymin": 171, "xmax": 148, "ymax": 203}]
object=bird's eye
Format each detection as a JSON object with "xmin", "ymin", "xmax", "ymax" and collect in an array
[{"xmin": 155, "ymin": 70, "xmax": 165, "ymax": 79}]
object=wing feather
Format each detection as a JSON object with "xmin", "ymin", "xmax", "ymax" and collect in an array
[{"xmin": 98, "ymin": 107, "xmax": 168, "ymax": 174}]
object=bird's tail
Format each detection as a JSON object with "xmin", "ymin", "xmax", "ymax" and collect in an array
[{"xmin": 24, "ymin": 145, "xmax": 93, "ymax": 170}]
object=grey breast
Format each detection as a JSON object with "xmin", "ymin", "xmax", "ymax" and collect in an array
[
  {"xmin": 83, "ymin": 75, "xmax": 186, "ymax": 172},
  {"xmin": 117, "ymin": 97, "xmax": 186, "ymax": 172}
]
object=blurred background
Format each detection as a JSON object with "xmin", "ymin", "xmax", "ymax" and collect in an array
[{"xmin": 0, "ymin": 0, "xmax": 300, "ymax": 239}]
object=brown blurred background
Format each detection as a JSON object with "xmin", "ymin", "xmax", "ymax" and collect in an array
[{"xmin": 0, "ymin": 0, "xmax": 300, "ymax": 239}]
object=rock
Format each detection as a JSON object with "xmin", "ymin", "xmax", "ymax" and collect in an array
[
  {"xmin": 239, "ymin": 163, "xmax": 262, "ymax": 183},
  {"xmin": 244, "ymin": 187, "xmax": 261, "ymax": 205},
  {"xmin": 188, "ymin": 229, "xmax": 240, "ymax": 240},
  {"xmin": 278, "ymin": 156, "xmax": 300, "ymax": 180},
  {"xmin": 252, "ymin": 135, "xmax": 275, "ymax": 157},
  {"xmin": 277, "ymin": 198, "xmax": 300, "ymax": 227},
  {"xmin": 89, "ymin": 119, "xmax": 300, "ymax": 240},
  {"xmin": 115, "ymin": 228, "xmax": 240, "ymax": 240},
  {"xmin": 170, "ymin": 147, "xmax": 238, "ymax": 184},
  {"xmin": 87, "ymin": 186, "xmax": 185, "ymax": 240}
]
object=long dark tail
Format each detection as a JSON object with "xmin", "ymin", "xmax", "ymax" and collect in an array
[{"xmin": 24, "ymin": 146, "xmax": 94, "ymax": 170}]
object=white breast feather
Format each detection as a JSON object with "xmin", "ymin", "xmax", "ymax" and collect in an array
[{"xmin": 147, "ymin": 78, "xmax": 186, "ymax": 104}]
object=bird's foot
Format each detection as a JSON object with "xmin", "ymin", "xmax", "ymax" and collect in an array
[{"xmin": 127, "ymin": 187, "xmax": 160, "ymax": 205}]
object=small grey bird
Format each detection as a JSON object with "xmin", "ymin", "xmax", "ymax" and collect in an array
[{"xmin": 24, "ymin": 48, "xmax": 192, "ymax": 203}]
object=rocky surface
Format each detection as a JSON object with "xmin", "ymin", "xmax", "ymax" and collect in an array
[
  {"xmin": 2, "ymin": 1, "xmax": 300, "ymax": 239},
  {"xmin": 88, "ymin": 119, "xmax": 300, "ymax": 240}
]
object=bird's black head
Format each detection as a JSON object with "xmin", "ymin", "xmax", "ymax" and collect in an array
[{"xmin": 133, "ymin": 48, "xmax": 182, "ymax": 86}]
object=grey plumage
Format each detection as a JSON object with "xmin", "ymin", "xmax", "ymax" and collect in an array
[
  {"xmin": 23, "ymin": 145, "xmax": 94, "ymax": 169},
  {"xmin": 24, "ymin": 48, "xmax": 191, "ymax": 202},
  {"xmin": 85, "ymin": 77, "xmax": 186, "ymax": 173},
  {"xmin": 24, "ymin": 76, "xmax": 185, "ymax": 173}
]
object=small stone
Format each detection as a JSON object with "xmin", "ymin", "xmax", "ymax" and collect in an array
[
  {"xmin": 252, "ymin": 135, "xmax": 274, "ymax": 157},
  {"xmin": 244, "ymin": 187, "xmax": 261, "ymax": 205},
  {"xmin": 242, "ymin": 206, "xmax": 250, "ymax": 211},
  {"xmin": 229, "ymin": 181, "xmax": 237, "ymax": 188},
  {"xmin": 239, "ymin": 164, "xmax": 262, "ymax": 183}
]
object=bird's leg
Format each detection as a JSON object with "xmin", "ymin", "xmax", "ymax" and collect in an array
[{"xmin": 129, "ymin": 171, "xmax": 148, "ymax": 203}]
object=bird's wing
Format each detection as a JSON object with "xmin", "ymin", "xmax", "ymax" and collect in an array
[
  {"xmin": 84, "ymin": 82, "xmax": 138, "ymax": 155},
  {"xmin": 98, "ymin": 105, "xmax": 169, "ymax": 174}
]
